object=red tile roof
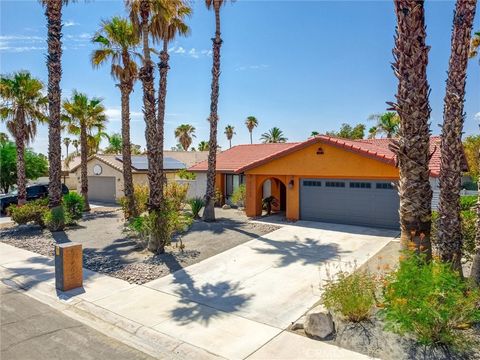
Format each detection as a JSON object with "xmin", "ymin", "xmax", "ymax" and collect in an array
[{"xmin": 188, "ymin": 135, "xmax": 449, "ymax": 177}]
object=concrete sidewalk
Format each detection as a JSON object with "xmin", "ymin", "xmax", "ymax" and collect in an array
[{"xmin": 0, "ymin": 221, "xmax": 393, "ymax": 359}]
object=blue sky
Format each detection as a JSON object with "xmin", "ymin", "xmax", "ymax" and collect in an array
[{"xmin": 1, "ymin": 0, "xmax": 479, "ymax": 156}]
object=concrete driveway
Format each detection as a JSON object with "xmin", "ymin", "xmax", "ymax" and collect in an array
[{"xmin": 94, "ymin": 220, "xmax": 399, "ymax": 358}]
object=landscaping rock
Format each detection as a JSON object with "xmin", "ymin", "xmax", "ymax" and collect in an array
[
  {"xmin": 222, "ymin": 204, "xmax": 231, "ymax": 210},
  {"xmin": 290, "ymin": 315, "xmax": 305, "ymax": 331},
  {"xmin": 304, "ymin": 305, "xmax": 335, "ymax": 340}
]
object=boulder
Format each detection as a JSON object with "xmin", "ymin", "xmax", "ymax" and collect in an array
[
  {"xmin": 304, "ymin": 305, "xmax": 335, "ymax": 340},
  {"xmin": 290, "ymin": 315, "xmax": 306, "ymax": 331}
]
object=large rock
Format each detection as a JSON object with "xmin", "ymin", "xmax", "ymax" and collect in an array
[{"xmin": 304, "ymin": 305, "xmax": 335, "ymax": 340}]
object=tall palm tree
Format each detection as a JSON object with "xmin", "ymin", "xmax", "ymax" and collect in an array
[
  {"xmin": 104, "ymin": 133, "xmax": 123, "ymax": 154},
  {"xmin": 0, "ymin": 72, "xmax": 48, "ymax": 205},
  {"xmin": 88, "ymin": 128, "xmax": 109, "ymax": 155},
  {"xmin": 260, "ymin": 127, "xmax": 288, "ymax": 143},
  {"xmin": 42, "ymin": 0, "xmax": 66, "ymax": 216},
  {"xmin": 389, "ymin": 0, "xmax": 432, "ymax": 258},
  {"xmin": 469, "ymin": 30, "xmax": 480, "ymax": 60},
  {"xmin": 127, "ymin": 0, "xmax": 168, "ymax": 252},
  {"xmin": 310, "ymin": 131, "xmax": 319, "ymax": 137},
  {"xmin": 224, "ymin": 124, "xmax": 235, "ymax": 148},
  {"xmin": 62, "ymin": 91, "xmax": 107, "ymax": 212},
  {"xmin": 92, "ymin": 16, "xmax": 140, "ymax": 218},
  {"xmin": 174, "ymin": 124, "xmax": 196, "ymax": 151},
  {"xmin": 245, "ymin": 116, "xmax": 258, "ymax": 144},
  {"xmin": 436, "ymin": 0, "xmax": 476, "ymax": 272},
  {"xmin": 367, "ymin": 112, "xmax": 400, "ymax": 138},
  {"xmin": 63, "ymin": 137, "xmax": 71, "ymax": 158},
  {"xmin": 197, "ymin": 140, "xmax": 209, "ymax": 151},
  {"xmin": 203, "ymin": 0, "xmax": 230, "ymax": 222},
  {"xmin": 72, "ymin": 139, "xmax": 79, "ymax": 153}
]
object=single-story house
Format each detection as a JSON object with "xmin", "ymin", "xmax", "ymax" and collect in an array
[
  {"xmin": 189, "ymin": 135, "xmax": 466, "ymax": 229},
  {"xmin": 70, "ymin": 151, "xmax": 208, "ymax": 203}
]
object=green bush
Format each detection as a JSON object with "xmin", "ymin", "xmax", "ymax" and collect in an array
[
  {"xmin": 43, "ymin": 206, "xmax": 65, "ymax": 232},
  {"xmin": 460, "ymin": 195, "xmax": 477, "ymax": 211},
  {"xmin": 382, "ymin": 254, "xmax": 480, "ymax": 349},
  {"xmin": 214, "ymin": 188, "xmax": 223, "ymax": 206},
  {"xmin": 165, "ymin": 182, "xmax": 189, "ymax": 211},
  {"xmin": 63, "ymin": 192, "xmax": 84, "ymax": 224},
  {"xmin": 188, "ymin": 197, "xmax": 204, "ymax": 219},
  {"xmin": 231, "ymin": 184, "xmax": 246, "ymax": 207},
  {"xmin": 432, "ymin": 210, "xmax": 476, "ymax": 259},
  {"xmin": 9, "ymin": 199, "xmax": 48, "ymax": 227},
  {"xmin": 178, "ymin": 169, "xmax": 196, "ymax": 180},
  {"xmin": 322, "ymin": 270, "xmax": 377, "ymax": 322}
]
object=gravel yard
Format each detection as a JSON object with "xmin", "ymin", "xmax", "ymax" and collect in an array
[{"xmin": 0, "ymin": 207, "xmax": 278, "ymax": 284}]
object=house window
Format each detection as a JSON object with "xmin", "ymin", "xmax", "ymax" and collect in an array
[
  {"xmin": 376, "ymin": 182, "xmax": 394, "ymax": 190},
  {"xmin": 349, "ymin": 182, "xmax": 371, "ymax": 189},
  {"xmin": 325, "ymin": 181, "xmax": 345, "ymax": 188},
  {"xmin": 303, "ymin": 180, "xmax": 322, "ymax": 187},
  {"xmin": 225, "ymin": 174, "xmax": 245, "ymax": 200}
]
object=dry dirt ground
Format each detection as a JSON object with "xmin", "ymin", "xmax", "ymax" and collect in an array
[{"xmin": 0, "ymin": 207, "xmax": 278, "ymax": 284}]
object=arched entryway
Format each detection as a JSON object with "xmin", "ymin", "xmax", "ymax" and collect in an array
[{"xmin": 260, "ymin": 177, "xmax": 287, "ymax": 215}]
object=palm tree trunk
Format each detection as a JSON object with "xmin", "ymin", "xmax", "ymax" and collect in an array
[
  {"xmin": 389, "ymin": 0, "xmax": 432, "ymax": 259},
  {"xmin": 156, "ymin": 40, "xmax": 169, "ymax": 209},
  {"xmin": 470, "ymin": 167, "xmax": 480, "ymax": 285},
  {"xmin": 437, "ymin": 0, "xmax": 476, "ymax": 273},
  {"xmin": 203, "ymin": 5, "xmax": 222, "ymax": 222},
  {"xmin": 45, "ymin": 0, "xmax": 63, "ymax": 211},
  {"xmin": 15, "ymin": 112, "xmax": 27, "ymax": 205},
  {"xmin": 229, "ymin": 139, "xmax": 231, "ymax": 148},
  {"xmin": 250, "ymin": 130, "xmax": 253, "ymax": 144},
  {"xmin": 139, "ymin": 0, "xmax": 164, "ymax": 253},
  {"xmin": 80, "ymin": 125, "xmax": 90, "ymax": 212},
  {"xmin": 120, "ymin": 78, "xmax": 136, "ymax": 219}
]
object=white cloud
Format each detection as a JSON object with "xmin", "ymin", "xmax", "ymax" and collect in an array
[
  {"xmin": 168, "ymin": 45, "xmax": 212, "ymax": 59},
  {"xmin": 0, "ymin": 46, "xmax": 46, "ymax": 53},
  {"xmin": 105, "ymin": 107, "xmax": 143, "ymax": 122},
  {"xmin": 0, "ymin": 32, "xmax": 91, "ymax": 53},
  {"xmin": 64, "ymin": 20, "xmax": 79, "ymax": 27},
  {"xmin": 235, "ymin": 64, "xmax": 270, "ymax": 71},
  {"xmin": 475, "ymin": 112, "xmax": 480, "ymax": 121}
]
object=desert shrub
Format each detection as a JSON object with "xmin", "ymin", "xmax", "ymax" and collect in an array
[
  {"xmin": 214, "ymin": 188, "xmax": 223, "ymax": 206},
  {"xmin": 188, "ymin": 197, "xmax": 204, "ymax": 219},
  {"xmin": 9, "ymin": 199, "xmax": 49, "ymax": 227},
  {"xmin": 432, "ymin": 210, "xmax": 476, "ymax": 259},
  {"xmin": 63, "ymin": 192, "xmax": 84, "ymax": 224},
  {"xmin": 462, "ymin": 181, "xmax": 478, "ymax": 191},
  {"xmin": 43, "ymin": 206, "xmax": 65, "ymax": 232},
  {"xmin": 322, "ymin": 270, "xmax": 377, "ymax": 322},
  {"xmin": 382, "ymin": 254, "xmax": 480, "ymax": 349},
  {"xmin": 178, "ymin": 169, "xmax": 196, "ymax": 180},
  {"xmin": 460, "ymin": 195, "xmax": 477, "ymax": 211},
  {"xmin": 231, "ymin": 184, "xmax": 246, "ymax": 207},
  {"xmin": 165, "ymin": 182, "xmax": 189, "ymax": 211},
  {"xmin": 120, "ymin": 184, "xmax": 149, "ymax": 217}
]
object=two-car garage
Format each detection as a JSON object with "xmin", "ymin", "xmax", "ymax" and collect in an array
[{"xmin": 300, "ymin": 178, "xmax": 400, "ymax": 229}]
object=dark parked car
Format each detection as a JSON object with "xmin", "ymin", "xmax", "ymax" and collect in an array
[{"xmin": 0, "ymin": 184, "xmax": 69, "ymax": 215}]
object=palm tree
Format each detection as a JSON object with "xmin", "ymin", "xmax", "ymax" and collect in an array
[
  {"xmin": 62, "ymin": 91, "xmax": 107, "ymax": 212},
  {"xmin": 224, "ymin": 125, "xmax": 235, "ymax": 148},
  {"xmin": 127, "ymin": 0, "xmax": 167, "ymax": 252},
  {"xmin": 260, "ymin": 127, "xmax": 288, "ymax": 143},
  {"xmin": 174, "ymin": 124, "xmax": 196, "ymax": 151},
  {"xmin": 437, "ymin": 0, "xmax": 476, "ymax": 273},
  {"xmin": 310, "ymin": 131, "xmax": 319, "ymax": 137},
  {"xmin": 245, "ymin": 116, "xmax": 258, "ymax": 144},
  {"xmin": 42, "ymin": 0, "xmax": 66, "ymax": 216},
  {"xmin": 203, "ymin": 0, "xmax": 230, "ymax": 222},
  {"xmin": 0, "ymin": 132, "xmax": 9, "ymax": 143},
  {"xmin": 389, "ymin": 0, "xmax": 432, "ymax": 258},
  {"xmin": 367, "ymin": 112, "xmax": 400, "ymax": 138},
  {"xmin": 63, "ymin": 137, "xmax": 71, "ymax": 158},
  {"xmin": 198, "ymin": 140, "xmax": 209, "ymax": 151},
  {"xmin": 0, "ymin": 72, "xmax": 48, "ymax": 205},
  {"xmin": 92, "ymin": 16, "xmax": 140, "ymax": 218},
  {"xmin": 469, "ymin": 30, "xmax": 480, "ymax": 60},
  {"xmin": 104, "ymin": 133, "xmax": 123, "ymax": 154},
  {"xmin": 72, "ymin": 139, "xmax": 79, "ymax": 153}
]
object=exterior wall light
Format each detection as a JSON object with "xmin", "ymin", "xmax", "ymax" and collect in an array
[{"xmin": 288, "ymin": 179, "xmax": 294, "ymax": 189}]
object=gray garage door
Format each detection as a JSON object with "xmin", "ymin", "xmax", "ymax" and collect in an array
[
  {"xmin": 300, "ymin": 178, "xmax": 399, "ymax": 229},
  {"xmin": 88, "ymin": 176, "xmax": 116, "ymax": 203}
]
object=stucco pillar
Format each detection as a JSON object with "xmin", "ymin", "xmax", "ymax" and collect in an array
[
  {"xmin": 245, "ymin": 174, "xmax": 262, "ymax": 217},
  {"xmin": 286, "ymin": 176, "xmax": 300, "ymax": 220}
]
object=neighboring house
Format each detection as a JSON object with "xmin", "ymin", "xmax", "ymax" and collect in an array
[
  {"xmin": 189, "ymin": 136, "xmax": 466, "ymax": 229},
  {"xmin": 62, "ymin": 156, "xmax": 81, "ymax": 190},
  {"xmin": 69, "ymin": 154, "xmax": 186, "ymax": 203}
]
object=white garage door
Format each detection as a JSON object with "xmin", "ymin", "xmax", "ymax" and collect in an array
[
  {"xmin": 88, "ymin": 176, "xmax": 116, "ymax": 203},
  {"xmin": 300, "ymin": 178, "xmax": 399, "ymax": 229}
]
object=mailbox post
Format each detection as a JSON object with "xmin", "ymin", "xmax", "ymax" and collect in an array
[{"xmin": 55, "ymin": 242, "xmax": 83, "ymax": 291}]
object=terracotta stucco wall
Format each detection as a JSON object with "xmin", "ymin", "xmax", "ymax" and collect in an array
[{"xmin": 245, "ymin": 141, "xmax": 399, "ymax": 220}]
